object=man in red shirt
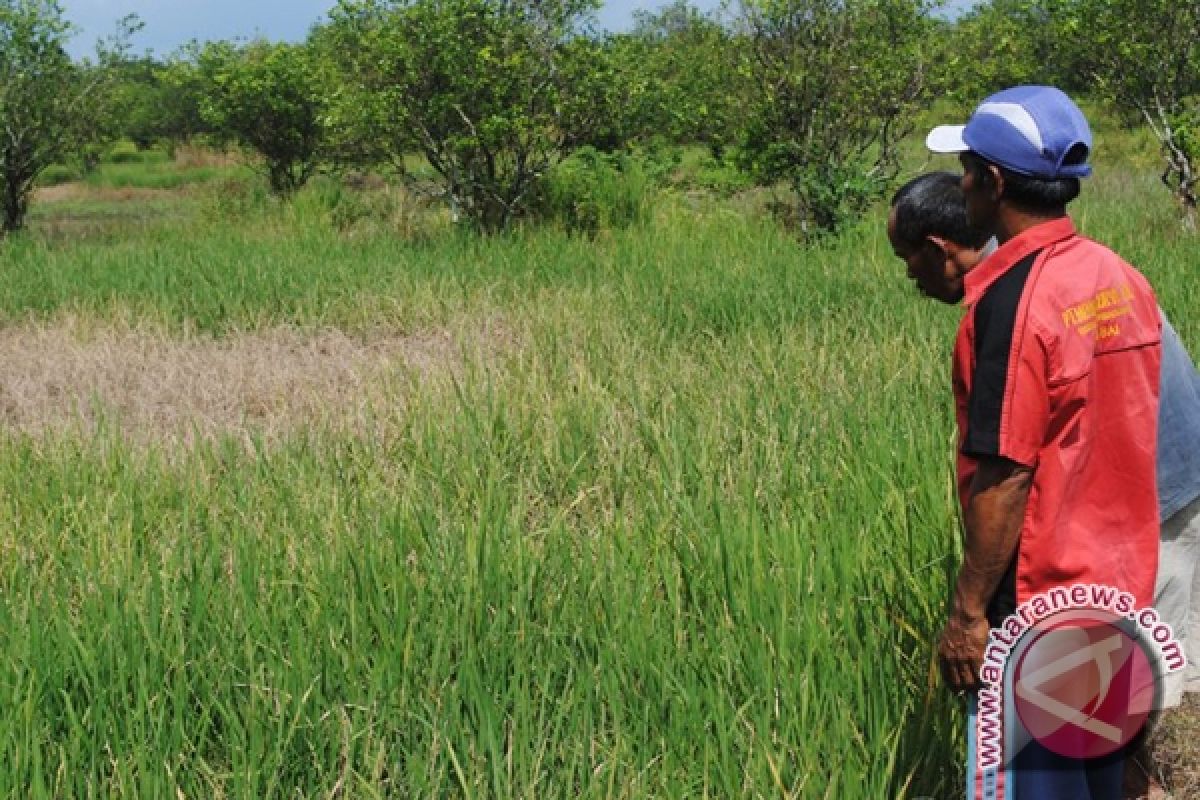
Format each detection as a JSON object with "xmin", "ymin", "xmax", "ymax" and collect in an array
[{"xmin": 925, "ymin": 86, "xmax": 1163, "ymax": 798}]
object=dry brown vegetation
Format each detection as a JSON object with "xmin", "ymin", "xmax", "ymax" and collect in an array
[
  {"xmin": 32, "ymin": 184, "xmax": 184, "ymax": 205},
  {"xmin": 1151, "ymin": 694, "xmax": 1200, "ymax": 798},
  {"xmin": 0, "ymin": 314, "xmax": 512, "ymax": 447}
]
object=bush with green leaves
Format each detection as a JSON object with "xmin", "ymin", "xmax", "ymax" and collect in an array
[
  {"xmin": 1060, "ymin": 0, "xmax": 1199, "ymax": 227},
  {"xmin": 932, "ymin": 0, "xmax": 1083, "ymax": 106},
  {"xmin": 317, "ymin": 0, "xmax": 598, "ymax": 232},
  {"xmin": 536, "ymin": 146, "xmax": 650, "ymax": 234},
  {"xmin": 199, "ymin": 41, "xmax": 328, "ymax": 195},
  {"xmin": 101, "ymin": 48, "xmax": 213, "ymax": 156},
  {"xmin": 557, "ymin": 4, "xmax": 742, "ymax": 159},
  {"xmin": 0, "ymin": 0, "xmax": 81, "ymax": 232},
  {"xmin": 629, "ymin": 0, "xmax": 741, "ymax": 157},
  {"xmin": 735, "ymin": 0, "xmax": 932, "ymax": 236}
]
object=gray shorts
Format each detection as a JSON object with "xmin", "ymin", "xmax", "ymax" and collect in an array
[{"xmin": 1156, "ymin": 493, "xmax": 1200, "ymax": 707}]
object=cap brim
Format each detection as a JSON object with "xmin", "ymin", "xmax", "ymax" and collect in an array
[{"xmin": 926, "ymin": 125, "xmax": 968, "ymax": 154}]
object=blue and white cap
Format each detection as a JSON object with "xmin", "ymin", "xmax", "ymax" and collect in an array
[{"xmin": 926, "ymin": 85, "xmax": 1093, "ymax": 179}]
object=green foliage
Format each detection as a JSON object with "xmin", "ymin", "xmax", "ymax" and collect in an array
[
  {"xmin": 536, "ymin": 146, "xmax": 650, "ymax": 234},
  {"xmin": 1061, "ymin": 0, "xmax": 1200, "ymax": 225},
  {"xmin": 318, "ymin": 0, "xmax": 598, "ymax": 232},
  {"xmin": 199, "ymin": 40, "xmax": 328, "ymax": 195},
  {"xmin": 104, "ymin": 140, "xmax": 149, "ymax": 164},
  {"xmin": 736, "ymin": 0, "xmax": 932, "ymax": 235},
  {"xmin": 101, "ymin": 47, "xmax": 214, "ymax": 154},
  {"xmin": 558, "ymin": 4, "xmax": 742, "ymax": 157},
  {"xmin": 154, "ymin": 49, "xmax": 216, "ymax": 152},
  {"xmin": 556, "ymin": 34, "xmax": 637, "ymax": 152},
  {"xmin": 36, "ymin": 163, "xmax": 80, "ymax": 186},
  {"xmin": 0, "ymin": 4, "xmax": 144, "ymax": 231},
  {"xmin": 933, "ymin": 0, "xmax": 1082, "ymax": 105},
  {"xmin": 629, "ymin": 0, "xmax": 741, "ymax": 155},
  {"xmin": 102, "ymin": 53, "xmax": 163, "ymax": 149},
  {"xmin": 82, "ymin": 162, "xmax": 232, "ymax": 190},
  {"xmin": 0, "ymin": 0, "xmax": 78, "ymax": 232},
  {"xmin": 198, "ymin": 175, "xmax": 270, "ymax": 220}
]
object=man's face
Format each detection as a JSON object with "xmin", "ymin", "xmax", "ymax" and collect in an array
[{"xmin": 887, "ymin": 207, "xmax": 966, "ymax": 305}]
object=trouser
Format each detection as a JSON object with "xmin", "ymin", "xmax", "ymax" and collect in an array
[
  {"xmin": 1156, "ymin": 493, "xmax": 1200, "ymax": 706},
  {"xmin": 967, "ymin": 694, "xmax": 1129, "ymax": 799}
]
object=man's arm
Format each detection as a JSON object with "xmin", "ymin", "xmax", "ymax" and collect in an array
[{"xmin": 938, "ymin": 455, "xmax": 1034, "ymax": 691}]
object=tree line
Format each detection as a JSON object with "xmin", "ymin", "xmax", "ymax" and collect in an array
[{"xmin": 0, "ymin": 0, "xmax": 1196, "ymax": 236}]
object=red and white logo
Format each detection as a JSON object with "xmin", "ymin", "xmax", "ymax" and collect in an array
[{"xmin": 1012, "ymin": 613, "xmax": 1157, "ymax": 759}]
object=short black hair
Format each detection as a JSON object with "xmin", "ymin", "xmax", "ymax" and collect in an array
[
  {"xmin": 891, "ymin": 171, "xmax": 990, "ymax": 250},
  {"xmin": 961, "ymin": 151, "xmax": 1082, "ymax": 212}
]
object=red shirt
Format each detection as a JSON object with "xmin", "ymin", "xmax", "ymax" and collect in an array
[{"xmin": 953, "ymin": 217, "xmax": 1162, "ymax": 614}]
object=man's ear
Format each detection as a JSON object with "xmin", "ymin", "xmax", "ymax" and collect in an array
[
  {"xmin": 987, "ymin": 163, "xmax": 1005, "ymax": 200},
  {"xmin": 926, "ymin": 234, "xmax": 952, "ymax": 253}
]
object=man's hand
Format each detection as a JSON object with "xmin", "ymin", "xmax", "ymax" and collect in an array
[
  {"xmin": 939, "ymin": 455, "xmax": 1033, "ymax": 693},
  {"xmin": 938, "ymin": 612, "xmax": 990, "ymax": 692}
]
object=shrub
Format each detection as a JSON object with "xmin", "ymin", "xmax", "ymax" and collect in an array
[
  {"xmin": 37, "ymin": 164, "xmax": 81, "ymax": 187},
  {"xmin": 735, "ymin": 0, "xmax": 932, "ymax": 236},
  {"xmin": 105, "ymin": 140, "xmax": 140, "ymax": 164},
  {"xmin": 536, "ymin": 147, "xmax": 650, "ymax": 235},
  {"xmin": 199, "ymin": 41, "xmax": 328, "ymax": 195},
  {"xmin": 200, "ymin": 176, "xmax": 269, "ymax": 220},
  {"xmin": 316, "ymin": 0, "xmax": 597, "ymax": 233}
]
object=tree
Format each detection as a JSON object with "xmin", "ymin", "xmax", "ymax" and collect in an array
[
  {"xmin": 104, "ymin": 53, "xmax": 162, "ymax": 150},
  {"xmin": 318, "ymin": 0, "xmax": 598, "ymax": 232},
  {"xmin": 628, "ymin": 1, "xmax": 741, "ymax": 156},
  {"xmin": 155, "ymin": 47, "xmax": 218, "ymax": 154},
  {"xmin": 933, "ymin": 0, "xmax": 1081, "ymax": 106},
  {"xmin": 0, "ymin": 3, "xmax": 140, "ymax": 232},
  {"xmin": 1064, "ymin": 0, "xmax": 1199, "ymax": 227},
  {"xmin": 102, "ymin": 48, "xmax": 211, "ymax": 155},
  {"xmin": 0, "ymin": 0, "xmax": 78, "ymax": 233},
  {"xmin": 199, "ymin": 40, "xmax": 328, "ymax": 195},
  {"xmin": 71, "ymin": 14, "xmax": 146, "ymax": 172},
  {"xmin": 555, "ymin": 33, "xmax": 640, "ymax": 153},
  {"xmin": 736, "ymin": 0, "xmax": 932, "ymax": 235}
]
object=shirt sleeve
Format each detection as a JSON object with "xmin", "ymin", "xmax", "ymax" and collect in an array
[{"xmin": 962, "ymin": 252, "xmax": 1047, "ymax": 467}]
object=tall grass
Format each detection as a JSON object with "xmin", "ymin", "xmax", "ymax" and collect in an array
[{"xmin": 0, "ymin": 140, "xmax": 1195, "ymax": 797}]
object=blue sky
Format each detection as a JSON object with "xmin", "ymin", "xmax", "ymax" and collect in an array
[
  {"xmin": 61, "ymin": 0, "xmax": 974, "ymax": 59},
  {"xmin": 60, "ymin": 0, "xmax": 723, "ymax": 58}
]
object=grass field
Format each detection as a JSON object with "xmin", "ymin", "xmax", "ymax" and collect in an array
[{"xmin": 0, "ymin": 136, "xmax": 1195, "ymax": 798}]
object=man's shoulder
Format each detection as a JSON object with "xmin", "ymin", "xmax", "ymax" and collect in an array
[
  {"xmin": 1043, "ymin": 232, "xmax": 1131, "ymax": 271},
  {"xmin": 1030, "ymin": 233, "xmax": 1156, "ymax": 317},
  {"xmin": 1020, "ymin": 234, "xmax": 1161, "ymax": 374}
]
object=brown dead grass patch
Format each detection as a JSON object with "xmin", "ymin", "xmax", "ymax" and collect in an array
[
  {"xmin": 173, "ymin": 144, "xmax": 243, "ymax": 169},
  {"xmin": 33, "ymin": 184, "xmax": 183, "ymax": 205},
  {"xmin": 1151, "ymin": 694, "xmax": 1200, "ymax": 798},
  {"xmin": 0, "ymin": 315, "xmax": 511, "ymax": 448}
]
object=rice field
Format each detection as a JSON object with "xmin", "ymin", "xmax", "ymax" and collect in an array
[{"xmin": 0, "ymin": 137, "xmax": 1195, "ymax": 798}]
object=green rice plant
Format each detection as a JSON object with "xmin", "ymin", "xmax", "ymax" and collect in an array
[
  {"xmin": 0, "ymin": 140, "xmax": 1192, "ymax": 798},
  {"xmin": 82, "ymin": 162, "xmax": 234, "ymax": 190}
]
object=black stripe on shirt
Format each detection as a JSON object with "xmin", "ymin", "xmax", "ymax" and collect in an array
[{"xmin": 962, "ymin": 250, "xmax": 1040, "ymax": 459}]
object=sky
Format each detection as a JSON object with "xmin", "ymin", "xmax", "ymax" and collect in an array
[
  {"xmin": 61, "ymin": 0, "xmax": 976, "ymax": 59},
  {"xmin": 60, "ymin": 0, "xmax": 723, "ymax": 58}
]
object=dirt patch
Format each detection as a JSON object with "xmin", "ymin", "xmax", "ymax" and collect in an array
[
  {"xmin": 33, "ymin": 184, "xmax": 185, "ymax": 205},
  {"xmin": 1149, "ymin": 694, "xmax": 1200, "ymax": 797},
  {"xmin": 0, "ymin": 316, "xmax": 504, "ymax": 447},
  {"xmin": 172, "ymin": 144, "xmax": 243, "ymax": 170}
]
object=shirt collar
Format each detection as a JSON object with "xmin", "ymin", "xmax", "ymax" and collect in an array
[{"xmin": 963, "ymin": 217, "xmax": 1077, "ymax": 306}]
